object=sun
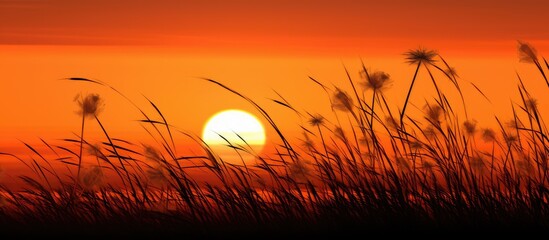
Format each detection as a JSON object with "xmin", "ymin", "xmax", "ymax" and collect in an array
[{"xmin": 202, "ymin": 109, "xmax": 266, "ymax": 164}]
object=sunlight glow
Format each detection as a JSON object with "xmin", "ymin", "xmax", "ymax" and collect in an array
[{"xmin": 202, "ymin": 109, "xmax": 266, "ymax": 149}]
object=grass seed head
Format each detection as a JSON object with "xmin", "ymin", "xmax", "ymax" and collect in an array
[
  {"xmin": 518, "ymin": 41, "xmax": 538, "ymax": 63},
  {"xmin": 75, "ymin": 93, "xmax": 104, "ymax": 118}
]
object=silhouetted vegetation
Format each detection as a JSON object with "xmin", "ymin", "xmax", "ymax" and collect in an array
[{"xmin": 0, "ymin": 42, "xmax": 548, "ymax": 236}]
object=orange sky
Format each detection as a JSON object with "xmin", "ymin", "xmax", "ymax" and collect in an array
[
  {"xmin": 1, "ymin": 1, "xmax": 549, "ymax": 180},
  {"xmin": 2, "ymin": 0, "xmax": 549, "ymax": 52}
]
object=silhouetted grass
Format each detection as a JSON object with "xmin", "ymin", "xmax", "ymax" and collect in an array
[{"xmin": 1, "ymin": 41, "xmax": 549, "ymax": 237}]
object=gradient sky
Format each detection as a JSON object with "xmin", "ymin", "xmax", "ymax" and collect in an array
[
  {"xmin": 1, "ymin": 0, "xmax": 549, "ymax": 161},
  {"xmin": 2, "ymin": 0, "xmax": 548, "ymax": 54}
]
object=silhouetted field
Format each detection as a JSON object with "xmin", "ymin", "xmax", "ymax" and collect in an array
[{"xmin": 1, "ymin": 42, "xmax": 548, "ymax": 236}]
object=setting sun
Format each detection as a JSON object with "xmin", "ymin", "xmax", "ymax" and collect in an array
[{"xmin": 202, "ymin": 109, "xmax": 266, "ymax": 164}]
